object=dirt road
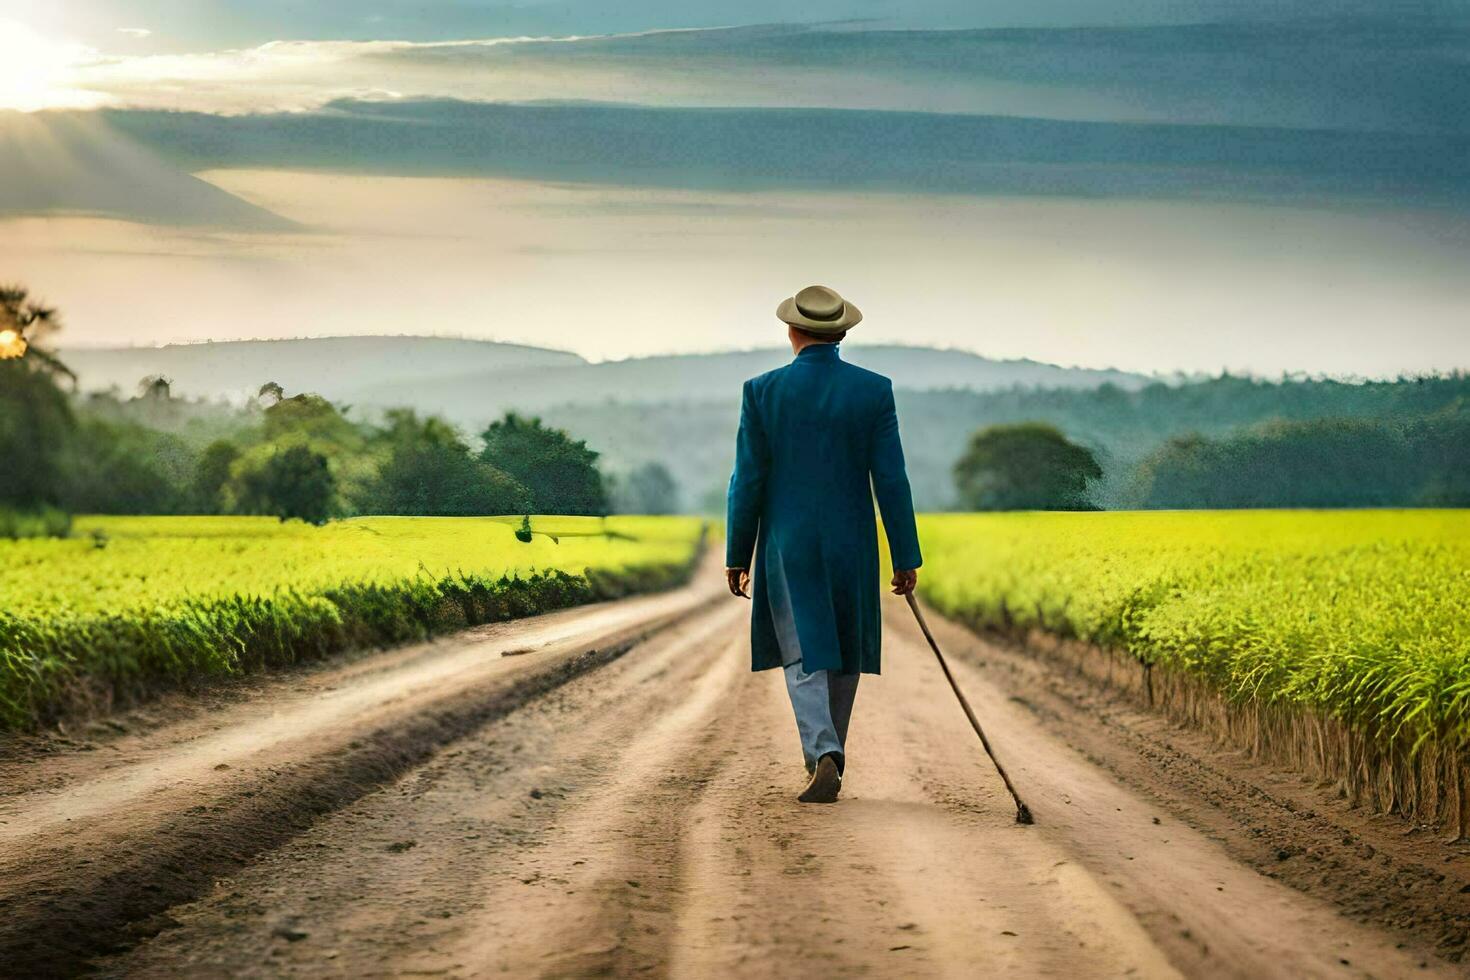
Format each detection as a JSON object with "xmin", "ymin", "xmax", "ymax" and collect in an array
[{"xmin": 4, "ymin": 568, "xmax": 1464, "ymax": 977}]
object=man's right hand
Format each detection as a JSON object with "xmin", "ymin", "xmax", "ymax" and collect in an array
[
  {"xmin": 726, "ymin": 567, "xmax": 751, "ymax": 599},
  {"xmin": 891, "ymin": 568, "xmax": 918, "ymax": 596}
]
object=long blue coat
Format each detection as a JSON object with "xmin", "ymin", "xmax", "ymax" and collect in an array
[{"xmin": 726, "ymin": 343, "xmax": 922, "ymax": 675}]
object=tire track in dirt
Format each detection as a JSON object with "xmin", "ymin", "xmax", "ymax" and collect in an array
[
  {"xmin": 54, "ymin": 590, "xmax": 1469, "ymax": 978},
  {"xmin": 0, "ymin": 571, "xmax": 720, "ymax": 977},
  {"xmin": 909, "ymin": 601, "xmax": 1470, "ymax": 969},
  {"xmin": 93, "ymin": 599, "xmax": 750, "ymax": 978},
  {"xmin": 665, "ymin": 684, "xmax": 1176, "ymax": 979}
]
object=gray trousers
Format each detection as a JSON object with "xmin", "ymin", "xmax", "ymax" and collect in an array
[{"xmin": 783, "ymin": 662, "xmax": 860, "ymax": 774}]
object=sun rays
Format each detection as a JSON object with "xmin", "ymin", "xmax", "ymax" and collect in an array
[{"xmin": 0, "ymin": 20, "xmax": 106, "ymax": 112}]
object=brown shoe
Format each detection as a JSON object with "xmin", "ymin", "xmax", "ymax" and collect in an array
[{"xmin": 798, "ymin": 754, "xmax": 841, "ymax": 804}]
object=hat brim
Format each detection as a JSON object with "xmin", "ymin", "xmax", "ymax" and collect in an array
[{"xmin": 776, "ymin": 297, "xmax": 862, "ymax": 333}]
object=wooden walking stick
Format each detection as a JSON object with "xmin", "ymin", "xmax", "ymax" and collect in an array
[{"xmin": 905, "ymin": 592, "xmax": 1035, "ymax": 825}]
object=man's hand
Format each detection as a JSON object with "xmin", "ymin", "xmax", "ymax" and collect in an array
[
  {"xmin": 726, "ymin": 567, "xmax": 751, "ymax": 599},
  {"xmin": 891, "ymin": 568, "xmax": 918, "ymax": 596}
]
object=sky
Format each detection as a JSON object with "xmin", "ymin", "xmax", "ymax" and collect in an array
[{"xmin": 0, "ymin": 3, "xmax": 1466, "ymax": 376}]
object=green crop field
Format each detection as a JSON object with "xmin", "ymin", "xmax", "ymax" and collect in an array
[
  {"xmin": 916, "ymin": 510, "xmax": 1470, "ymax": 830},
  {"xmin": 0, "ymin": 515, "xmax": 704, "ymax": 729}
]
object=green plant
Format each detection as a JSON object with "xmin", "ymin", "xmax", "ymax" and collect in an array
[
  {"xmin": 915, "ymin": 510, "xmax": 1470, "ymax": 832},
  {"xmin": 0, "ymin": 506, "xmax": 71, "ymax": 540},
  {"xmin": 0, "ymin": 514, "xmax": 703, "ymax": 728}
]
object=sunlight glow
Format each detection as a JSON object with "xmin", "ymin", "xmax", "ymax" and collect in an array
[
  {"xmin": 0, "ymin": 328, "xmax": 27, "ymax": 359},
  {"xmin": 0, "ymin": 20, "xmax": 105, "ymax": 111}
]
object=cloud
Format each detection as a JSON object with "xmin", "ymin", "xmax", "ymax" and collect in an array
[
  {"xmin": 71, "ymin": 32, "xmax": 597, "ymax": 114},
  {"xmin": 64, "ymin": 18, "xmax": 1470, "ymax": 133},
  {"xmin": 34, "ymin": 0, "xmax": 1459, "ymax": 50},
  {"xmin": 116, "ymin": 27, "xmax": 152, "ymax": 38},
  {"xmin": 93, "ymin": 98, "xmax": 1470, "ymax": 214}
]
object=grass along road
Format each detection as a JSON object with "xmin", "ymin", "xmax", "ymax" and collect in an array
[{"xmin": 0, "ymin": 515, "xmax": 704, "ymax": 728}]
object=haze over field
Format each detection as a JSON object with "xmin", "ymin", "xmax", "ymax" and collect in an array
[{"xmin": 0, "ymin": 3, "xmax": 1466, "ymax": 376}]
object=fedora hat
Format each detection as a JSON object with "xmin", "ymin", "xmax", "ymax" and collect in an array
[{"xmin": 776, "ymin": 284, "xmax": 862, "ymax": 334}]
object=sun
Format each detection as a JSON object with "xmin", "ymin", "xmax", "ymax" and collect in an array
[
  {"xmin": 0, "ymin": 20, "xmax": 104, "ymax": 112},
  {"xmin": 0, "ymin": 328, "xmax": 27, "ymax": 359}
]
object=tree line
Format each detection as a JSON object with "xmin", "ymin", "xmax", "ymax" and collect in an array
[
  {"xmin": 1, "ymin": 287, "xmax": 680, "ymax": 532},
  {"xmin": 528, "ymin": 371, "xmax": 1470, "ymax": 513},
  {"xmin": 953, "ymin": 409, "xmax": 1470, "ymax": 511},
  {"xmin": 7, "ymin": 284, "xmax": 1466, "ymax": 523},
  {"xmin": 900, "ymin": 371, "xmax": 1470, "ymax": 511}
]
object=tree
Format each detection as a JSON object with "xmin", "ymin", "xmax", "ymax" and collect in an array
[
  {"xmin": 249, "ymin": 392, "xmax": 378, "ymax": 508},
  {"xmin": 0, "ymin": 285, "xmax": 75, "ymax": 511},
  {"xmin": 137, "ymin": 374, "xmax": 172, "ymax": 401},
  {"xmin": 611, "ymin": 462, "xmax": 680, "ymax": 514},
  {"xmin": 1129, "ymin": 413, "xmax": 1467, "ymax": 509},
  {"xmin": 257, "ymin": 381, "xmax": 284, "ymax": 405},
  {"xmin": 0, "ymin": 365, "xmax": 74, "ymax": 508},
  {"xmin": 954, "ymin": 423, "xmax": 1102, "ymax": 511},
  {"xmin": 0, "ymin": 285, "xmax": 72, "ymax": 383},
  {"xmin": 479, "ymin": 412, "xmax": 607, "ymax": 515},
  {"xmin": 262, "ymin": 393, "xmax": 359, "ymax": 444},
  {"xmin": 1413, "ymin": 409, "xmax": 1470, "ymax": 506},
  {"xmin": 61, "ymin": 417, "xmax": 191, "ymax": 515},
  {"xmin": 365, "ymin": 410, "xmax": 529, "ymax": 515},
  {"xmin": 192, "ymin": 440, "xmax": 241, "ymax": 513},
  {"xmin": 235, "ymin": 446, "xmax": 337, "ymax": 524}
]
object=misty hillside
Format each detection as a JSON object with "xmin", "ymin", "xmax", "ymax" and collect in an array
[
  {"xmin": 64, "ymin": 336, "xmax": 1147, "ymax": 411},
  {"xmin": 63, "ymin": 336, "xmax": 587, "ymax": 401},
  {"xmin": 56, "ymin": 336, "xmax": 1465, "ymax": 514},
  {"xmin": 62, "ymin": 335, "xmax": 1149, "ymax": 513},
  {"xmin": 342, "ymin": 345, "xmax": 1147, "ymax": 419}
]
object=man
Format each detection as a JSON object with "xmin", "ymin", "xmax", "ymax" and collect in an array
[{"xmin": 726, "ymin": 284, "xmax": 922, "ymax": 804}]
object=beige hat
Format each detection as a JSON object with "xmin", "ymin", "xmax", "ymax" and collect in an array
[{"xmin": 776, "ymin": 284, "xmax": 862, "ymax": 334}]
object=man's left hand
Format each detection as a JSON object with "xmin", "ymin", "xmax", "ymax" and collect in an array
[{"xmin": 891, "ymin": 568, "xmax": 918, "ymax": 596}]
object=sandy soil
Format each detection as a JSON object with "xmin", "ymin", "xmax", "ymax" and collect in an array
[
  {"xmin": 29, "ymin": 590, "xmax": 1449, "ymax": 978},
  {"xmin": 0, "ymin": 575, "xmax": 716, "ymax": 976}
]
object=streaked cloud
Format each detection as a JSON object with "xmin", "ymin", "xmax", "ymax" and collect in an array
[
  {"xmin": 92, "ymin": 99, "xmax": 1470, "ymax": 215},
  {"xmin": 49, "ymin": 18, "xmax": 1470, "ymax": 133},
  {"xmin": 70, "ymin": 33, "xmax": 599, "ymax": 114},
  {"xmin": 17, "ymin": 0, "xmax": 1448, "ymax": 50},
  {"xmin": 115, "ymin": 27, "xmax": 151, "ymax": 38}
]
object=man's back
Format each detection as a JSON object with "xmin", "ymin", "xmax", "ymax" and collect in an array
[
  {"xmin": 744, "ymin": 344, "xmax": 894, "ymax": 532},
  {"xmin": 727, "ymin": 342, "xmax": 921, "ymax": 677}
]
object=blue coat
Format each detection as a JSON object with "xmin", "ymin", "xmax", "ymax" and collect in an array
[{"xmin": 726, "ymin": 343, "xmax": 922, "ymax": 675}]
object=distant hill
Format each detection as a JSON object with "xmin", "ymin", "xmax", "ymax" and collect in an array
[
  {"xmin": 63, "ymin": 335, "xmax": 1152, "ymax": 513},
  {"xmin": 59, "ymin": 336, "xmax": 1466, "ymax": 514},
  {"xmin": 63, "ymin": 336, "xmax": 588, "ymax": 402},
  {"xmin": 342, "ymin": 345, "xmax": 1147, "ymax": 420},
  {"xmin": 64, "ymin": 336, "xmax": 1146, "ymax": 411}
]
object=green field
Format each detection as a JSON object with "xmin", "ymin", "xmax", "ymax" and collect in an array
[
  {"xmin": 0, "ymin": 515, "xmax": 704, "ymax": 729},
  {"xmin": 917, "ymin": 510, "xmax": 1470, "ymax": 827}
]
